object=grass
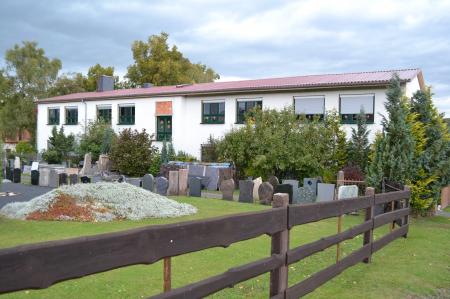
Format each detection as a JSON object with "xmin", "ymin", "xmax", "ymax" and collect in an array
[
  {"xmin": 0, "ymin": 196, "xmax": 449, "ymax": 299},
  {"xmin": 443, "ymin": 205, "xmax": 450, "ymax": 213}
]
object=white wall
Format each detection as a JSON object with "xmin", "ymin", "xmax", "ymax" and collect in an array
[{"xmin": 37, "ymin": 81, "xmax": 421, "ymax": 160}]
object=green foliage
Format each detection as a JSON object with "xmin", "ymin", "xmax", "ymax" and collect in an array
[
  {"xmin": 15, "ymin": 141, "xmax": 35, "ymax": 156},
  {"xmin": 168, "ymin": 142, "xmax": 176, "ymax": 161},
  {"xmin": 148, "ymin": 152, "xmax": 161, "ymax": 176},
  {"xmin": 347, "ymin": 109, "xmax": 370, "ymax": 172},
  {"xmin": 126, "ymin": 32, "xmax": 219, "ymax": 86},
  {"xmin": 161, "ymin": 139, "xmax": 168, "ymax": 164},
  {"xmin": 201, "ymin": 135, "xmax": 219, "ymax": 162},
  {"xmin": 216, "ymin": 107, "xmax": 345, "ymax": 181},
  {"xmin": 48, "ymin": 72, "xmax": 86, "ymax": 97},
  {"xmin": 84, "ymin": 64, "xmax": 116, "ymax": 91},
  {"xmin": 109, "ymin": 129, "xmax": 158, "ymax": 177},
  {"xmin": 407, "ymin": 170, "xmax": 437, "ymax": 216},
  {"xmin": 78, "ymin": 120, "xmax": 116, "ymax": 162},
  {"xmin": 175, "ymin": 151, "xmax": 198, "ymax": 162},
  {"xmin": 42, "ymin": 126, "xmax": 75, "ymax": 164}
]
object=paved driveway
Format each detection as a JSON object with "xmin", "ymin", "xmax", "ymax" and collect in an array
[{"xmin": 0, "ymin": 183, "xmax": 53, "ymax": 209}]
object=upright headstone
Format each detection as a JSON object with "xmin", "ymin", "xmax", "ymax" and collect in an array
[
  {"xmin": 126, "ymin": 178, "xmax": 141, "ymax": 187},
  {"xmin": 69, "ymin": 174, "xmax": 78, "ymax": 185},
  {"xmin": 238, "ymin": 180, "xmax": 254, "ymax": 203},
  {"xmin": 31, "ymin": 170, "xmax": 39, "ymax": 185},
  {"xmin": 299, "ymin": 186, "xmax": 316, "ymax": 203},
  {"xmin": 80, "ymin": 176, "xmax": 91, "ymax": 184},
  {"xmin": 98, "ymin": 154, "xmax": 111, "ymax": 172},
  {"xmin": 178, "ymin": 169, "xmax": 189, "ymax": 195},
  {"xmin": 142, "ymin": 174, "xmax": 155, "ymax": 192},
  {"xmin": 274, "ymin": 184, "xmax": 293, "ymax": 204},
  {"xmin": 188, "ymin": 164, "xmax": 206, "ymax": 177},
  {"xmin": 5, "ymin": 166, "xmax": 13, "ymax": 181},
  {"xmin": 13, "ymin": 168, "xmax": 21, "ymax": 183},
  {"xmin": 304, "ymin": 178, "xmax": 321, "ymax": 195},
  {"xmin": 168, "ymin": 171, "xmax": 179, "ymax": 196},
  {"xmin": 258, "ymin": 182, "xmax": 274, "ymax": 205},
  {"xmin": 188, "ymin": 177, "xmax": 202, "ymax": 197},
  {"xmin": 80, "ymin": 153, "xmax": 92, "ymax": 175},
  {"xmin": 221, "ymin": 179, "xmax": 235, "ymax": 201},
  {"xmin": 59, "ymin": 173, "xmax": 68, "ymax": 185},
  {"xmin": 49, "ymin": 169, "xmax": 59, "ymax": 188},
  {"xmin": 317, "ymin": 183, "xmax": 335, "ymax": 202},
  {"xmin": 39, "ymin": 168, "xmax": 50, "ymax": 186},
  {"xmin": 92, "ymin": 175, "xmax": 102, "ymax": 183},
  {"xmin": 156, "ymin": 176, "xmax": 169, "ymax": 196},
  {"xmin": 253, "ymin": 177, "xmax": 263, "ymax": 201},
  {"xmin": 283, "ymin": 179, "xmax": 300, "ymax": 204},
  {"xmin": 205, "ymin": 167, "xmax": 220, "ymax": 191},
  {"xmin": 268, "ymin": 175, "xmax": 280, "ymax": 188},
  {"xmin": 218, "ymin": 168, "xmax": 233, "ymax": 189},
  {"xmin": 31, "ymin": 161, "xmax": 39, "ymax": 171},
  {"xmin": 14, "ymin": 157, "xmax": 21, "ymax": 169},
  {"xmin": 338, "ymin": 185, "xmax": 359, "ymax": 200}
]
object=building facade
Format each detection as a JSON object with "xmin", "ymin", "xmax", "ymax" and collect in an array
[{"xmin": 36, "ymin": 69, "xmax": 424, "ymax": 160}]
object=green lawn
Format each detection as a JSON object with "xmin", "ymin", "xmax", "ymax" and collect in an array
[{"xmin": 0, "ymin": 197, "xmax": 449, "ymax": 299}]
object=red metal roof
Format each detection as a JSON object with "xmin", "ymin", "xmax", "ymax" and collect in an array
[{"xmin": 38, "ymin": 68, "xmax": 422, "ymax": 103}]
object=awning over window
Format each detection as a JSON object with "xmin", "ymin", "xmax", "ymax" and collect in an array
[
  {"xmin": 294, "ymin": 96, "xmax": 325, "ymax": 114},
  {"xmin": 340, "ymin": 94, "xmax": 374, "ymax": 114}
]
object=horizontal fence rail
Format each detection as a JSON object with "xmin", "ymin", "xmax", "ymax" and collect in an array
[{"xmin": 0, "ymin": 188, "xmax": 410, "ymax": 298}]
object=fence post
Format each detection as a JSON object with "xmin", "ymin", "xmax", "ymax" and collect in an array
[
  {"xmin": 402, "ymin": 185, "xmax": 411, "ymax": 238},
  {"xmin": 363, "ymin": 187, "xmax": 375, "ymax": 263},
  {"xmin": 270, "ymin": 193, "xmax": 289, "ymax": 298},
  {"xmin": 335, "ymin": 170, "xmax": 344, "ymax": 263},
  {"xmin": 163, "ymin": 257, "xmax": 171, "ymax": 292}
]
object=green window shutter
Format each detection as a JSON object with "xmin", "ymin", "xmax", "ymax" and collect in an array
[
  {"xmin": 48, "ymin": 108, "xmax": 60, "ymax": 125},
  {"xmin": 119, "ymin": 106, "xmax": 135, "ymax": 125},
  {"xmin": 156, "ymin": 116, "xmax": 172, "ymax": 141},
  {"xmin": 65, "ymin": 108, "xmax": 78, "ymax": 125},
  {"xmin": 202, "ymin": 102, "xmax": 225, "ymax": 124}
]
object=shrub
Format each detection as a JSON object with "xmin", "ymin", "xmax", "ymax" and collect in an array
[
  {"xmin": 78, "ymin": 120, "xmax": 116, "ymax": 162},
  {"xmin": 42, "ymin": 126, "xmax": 75, "ymax": 164},
  {"xmin": 15, "ymin": 141, "xmax": 35, "ymax": 156},
  {"xmin": 201, "ymin": 135, "xmax": 219, "ymax": 162},
  {"xmin": 109, "ymin": 129, "xmax": 158, "ymax": 177},
  {"xmin": 148, "ymin": 153, "xmax": 161, "ymax": 176},
  {"xmin": 176, "ymin": 150, "xmax": 198, "ymax": 162}
]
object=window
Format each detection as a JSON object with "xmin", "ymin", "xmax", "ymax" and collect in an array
[
  {"xmin": 340, "ymin": 94, "xmax": 374, "ymax": 124},
  {"xmin": 97, "ymin": 105, "xmax": 112, "ymax": 124},
  {"xmin": 65, "ymin": 107, "xmax": 78, "ymax": 125},
  {"xmin": 48, "ymin": 108, "xmax": 60, "ymax": 125},
  {"xmin": 156, "ymin": 116, "xmax": 172, "ymax": 141},
  {"xmin": 202, "ymin": 102, "xmax": 225, "ymax": 124},
  {"xmin": 236, "ymin": 99, "xmax": 262, "ymax": 124},
  {"xmin": 118, "ymin": 105, "xmax": 135, "ymax": 125},
  {"xmin": 294, "ymin": 96, "xmax": 325, "ymax": 120}
]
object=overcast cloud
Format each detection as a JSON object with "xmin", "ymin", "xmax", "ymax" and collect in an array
[{"xmin": 1, "ymin": 0, "xmax": 449, "ymax": 115}]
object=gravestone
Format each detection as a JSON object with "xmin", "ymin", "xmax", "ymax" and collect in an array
[
  {"xmin": 98, "ymin": 154, "xmax": 111, "ymax": 172},
  {"xmin": 221, "ymin": 179, "xmax": 235, "ymax": 201},
  {"xmin": 69, "ymin": 174, "xmax": 78, "ymax": 185},
  {"xmin": 205, "ymin": 167, "xmax": 220, "ymax": 191},
  {"xmin": 258, "ymin": 182, "xmax": 274, "ymax": 205},
  {"xmin": 299, "ymin": 186, "xmax": 316, "ymax": 203},
  {"xmin": 188, "ymin": 177, "xmax": 202, "ymax": 197},
  {"xmin": 188, "ymin": 164, "xmax": 206, "ymax": 177},
  {"xmin": 338, "ymin": 185, "xmax": 359, "ymax": 200},
  {"xmin": 283, "ymin": 180, "xmax": 300, "ymax": 204},
  {"xmin": 156, "ymin": 176, "xmax": 169, "ymax": 196},
  {"xmin": 49, "ymin": 170, "xmax": 59, "ymax": 188},
  {"xmin": 218, "ymin": 168, "xmax": 233, "ymax": 188},
  {"xmin": 142, "ymin": 174, "xmax": 155, "ymax": 192},
  {"xmin": 126, "ymin": 178, "xmax": 141, "ymax": 187},
  {"xmin": 14, "ymin": 157, "xmax": 21, "ymax": 169},
  {"xmin": 80, "ymin": 153, "xmax": 93, "ymax": 175},
  {"xmin": 178, "ymin": 169, "xmax": 189, "ymax": 195},
  {"xmin": 168, "ymin": 171, "xmax": 179, "ymax": 196},
  {"xmin": 31, "ymin": 161, "xmax": 39, "ymax": 171},
  {"xmin": 39, "ymin": 168, "xmax": 50, "ymax": 186},
  {"xmin": 268, "ymin": 175, "xmax": 279, "ymax": 187},
  {"xmin": 59, "ymin": 173, "xmax": 68, "ymax": 185},
  {"xmin": 253, "ymin": 177, "xmax": 263, "ymax": 201},
  {"xmin": 31, "ymin": 170, "xmax": 39, "ymax": 185},
  {"xmin": 274, "ymin": 184, "xmax": 293, "ymax": 204},
  {"xmin": 23, "ymin": 165, "xmax": 32, "ymax": 175},
  {"xmin": 238, "ymin": 180, "xmax": 254, "ymax": 203},
  {"xmin": 92, "ymin": 175, "xmax": 102, "ymax": 183},
  {"xmin": 303, "ymin": 178, "xmax": 321, "ymax": 195},
  {"xmin": 317, "ymin": 183, "xmax": 335, "ymax": 202},
  {"xmin": 80, "ymin": 176, "xmax": 91, "ymax": 184},
  {"xmin": 13, "ymin": 168, "xmax": 21, "ymax": 183},
  {"xmin": 5, "ymin": 167, "xmax": 13, "ymax": 181}
]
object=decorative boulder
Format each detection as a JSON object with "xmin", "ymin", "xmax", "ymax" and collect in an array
[{"xmin": 258, "ymin": 182, "xmax": 274, "ymax": 205}]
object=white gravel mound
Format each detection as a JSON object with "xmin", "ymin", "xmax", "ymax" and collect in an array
[{"xmin": 0, "ymin": 182, "xmax": 197, "ymax": 221}]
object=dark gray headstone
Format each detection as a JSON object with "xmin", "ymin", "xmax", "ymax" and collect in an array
[
  {"xmin": 205, "ymin": 167, "xmax": 220, "ymax": 191},
  {"xmin": 5, "ymin": 167, "xmax": 13, "ymax": 181},
  {"xmin": 220, "ymin": 179, "xmax": 235, "ymax": 201},
  {"xmin": 59, "ymin": 173, "xmax": 68, "ymax": 185},
  {"xmin": 80, "ymin": 176, "xmax": 91, "ymax": 184},
  {"xmin": 92, "ymin": 175, "xmax": 102, "ymax": 183},
  {"xmin": 258, "ymin": 182, "xmax": 274, "ymax": 205},
  {"xmin": 274, "ymin": 184, "xmax": 293, "ymax": 204},
  {"xmin": 156, "ymin": 176, "xmax": 169, "ymax": 196},
  {"xmin": 69, "ymin": 174, "xmax": 78, "ymax": 185},
  {"xmin": 49, "ymin": 170, "xmax": 59, "ymax": 188},
  {"xmin": 126, "ymin": 177, "xmax": 141, "ymax": 187},
  {"xmin": 31, "ymin": 170, "xmax": 39, "ymax": 185},
  {"xmin": 268, "ymin": 175, "xmax": 279, "ymax": 187},
  {"xmin": 13, "ymin": 168, "xmax": 21, "ymax": 183},
  {"xmin": 188, "ymin": 177, "xmax": 202, "ymax": 197},
  {"xmin": 282, "ymin": 179, "xmax": 300, "ymax": 203},
  {"xmin": 142, "ymin": 174, "xmax": 155, "ymax": 191},
  {"xmin": 188, "ymin": 164, "xmax": 206, "ymax": 177},
  {"xmin": 238, "ymin": 180, "xmax": 254, "ymax": 203}
]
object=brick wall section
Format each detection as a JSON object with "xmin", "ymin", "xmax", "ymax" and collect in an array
[{"xmin": 156, "ymin": 101, "xmax": 172, "ymax": 115}]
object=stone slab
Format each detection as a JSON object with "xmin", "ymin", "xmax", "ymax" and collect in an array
[
  {"xmin": 48, "ymin": 169, "xmax": 59, "ymax": 188},
  {"xmin": 142, "ymin": 174, "xmax": 155, "ymax": 192},
  {"xmin": 188, "ymin": 177, "xmax": 202, "ymax": 197},
  {"xmin": 220, "ymin": 179, "xmax": 235, "ymax": 201},
  {"xmin": 156, "ymin": 176, "xmax": 169, "ymax": 196},
  {"xmin": 274, "ymin": 184, "xmax": 293, "ymax": 204},
  {"xmin": 338, "ymin": 185, "xmax": 359, "ymax": 200},
  {"xmin": 253, "ymin": 177, "xmax": 262, "ymax": 201},
  {"xmin": 39, "ymin": 168, "xmax": 50, "ymax": 187},
  {"xmin": 178, "ymin": 169, "xmax": 189, "ymax": 195},
  {"xmin": 167, "ymin": 171, "xmax": 179, "ymax": 196},
  {"xmin": 258, "ymin": 182, "xmax": 274, "ymax": 205},
  {"xmin": 205, "ymin": 167, "xmax": 220, "ymax": 191},
  {"xmin": 317, "ymin": 183, "xmax": 335, "ymax": 202},
  {"xmin": 238, "ymin": 180, "xmax": 254, "ymax": 203},
  {"xmin": 282, "ymin": 179, "xmax": 300, "ymax": 203}
]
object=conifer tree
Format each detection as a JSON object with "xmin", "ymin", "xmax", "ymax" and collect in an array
[
  {"xmin": 347, "ymin": 109, "xmax": 370, "ymax": 172},
  {"xmin": 161, "ymin": 139, "xmax": 168, "ymax": 164},
  {"xmin": 168, "ymin": 142, "xmax": 176, "ymax": 161}
]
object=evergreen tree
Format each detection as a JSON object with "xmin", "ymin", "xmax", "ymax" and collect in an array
[
  {"xmin": 367, "ymin": 74, "xmax": 416, "ymax": 189},
  {"xmin": 161, "ymin": 139, "xmax": 168, "ymax": 164},
  {"xmin": 347, "ymin": 109, "xmax": 370, "ymax": 172},
  {"xmin": 168, "ymin": 142, "xmax": 176, "ymax": 161},
  {"xmin": 323, "ymin": 109, "xmax": 347, "ymax": 181}
]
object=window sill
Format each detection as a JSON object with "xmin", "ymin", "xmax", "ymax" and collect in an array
[
  {"xmin": 64, "ymin": 123, "xmax": 79, "ymax": 126},
  {"xmin": 117, "ymin": 123, "xmax": 135, "ymax": 125},
  {"xmin": 200, "ymin": 122, "xmax": 225, "ymax": 125},
  {"xmin": 47, "ymin": 123, "xmax": 59, "ymax": 126}
]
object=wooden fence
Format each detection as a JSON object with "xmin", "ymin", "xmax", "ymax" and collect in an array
[{"xmin": 0, "ymin": 187, "xmax": 410, "ymax": 298}]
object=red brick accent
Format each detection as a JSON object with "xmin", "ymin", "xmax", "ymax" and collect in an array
[{"xmin": 156, "ymin": 101, "xmax": 172, "ymax": 115}]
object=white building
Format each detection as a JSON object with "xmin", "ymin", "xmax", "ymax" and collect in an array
[{"xmin": 36, "ymin": 69, "xmax": 425, "ymax": 160}]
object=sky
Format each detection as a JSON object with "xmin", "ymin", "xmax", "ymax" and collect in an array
[{"xmin": 1, "ymin": 0, "xmax": 449, "ymax": 116}]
